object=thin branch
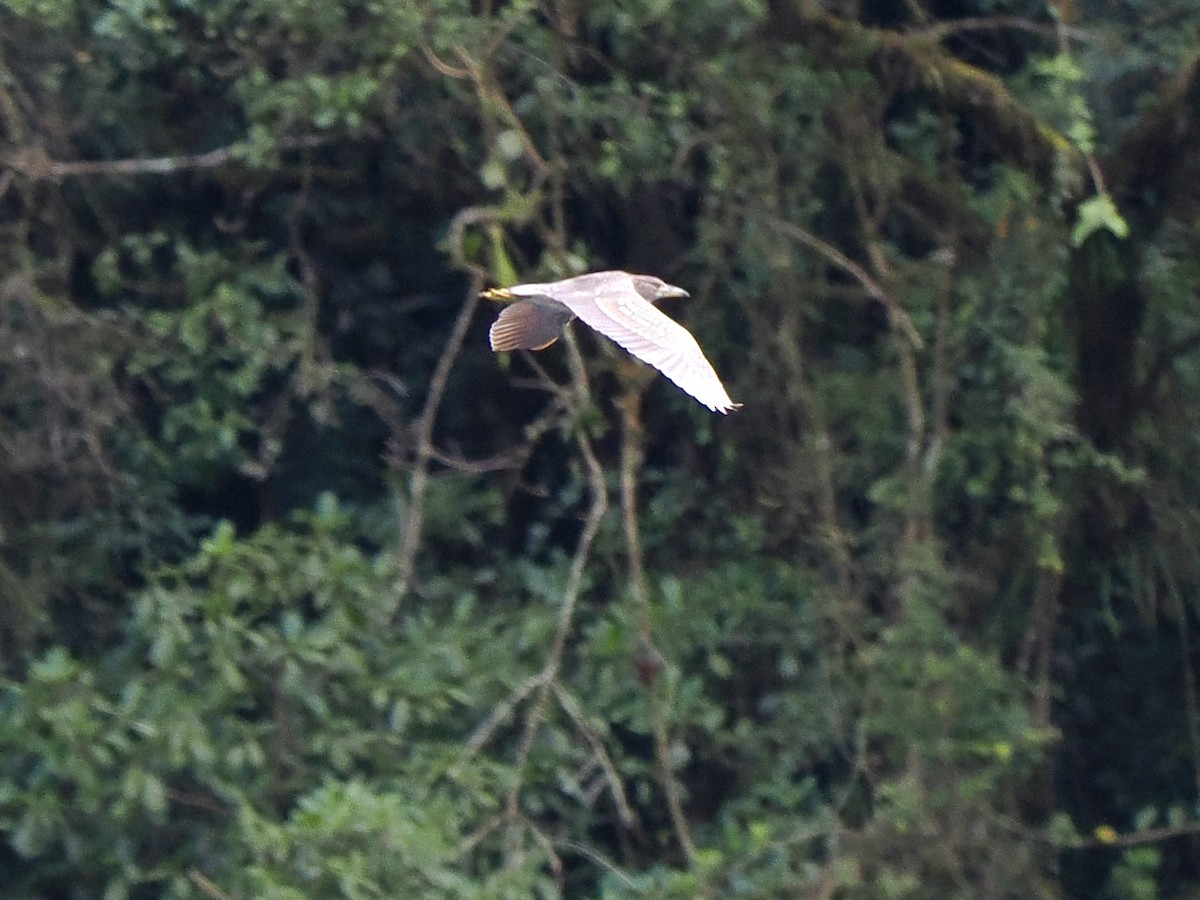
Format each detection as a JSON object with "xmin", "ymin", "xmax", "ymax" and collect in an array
[
  {"xmin": 518, "ymin": 813, "xmax": 565, "ymax": 885},
  {"xmin": 616, "ymin": 384, "xmax": 698, "ymax": 866},
  {"xmin": 186, "ymin": 870, "xmax": 232, "ymax": 900},
  {"xmin": 454, "ymin": 813, "xmax": 505, "ymax": 859},
  {"xmin": 554, "ymin": 840, "xmax": 640, "ymax": 889},
  {"xmin": 430, "ymin": 386, "xmax": 566, "ymax": 474},
  {"xmin": 0, "ymin": 44, "xmax": 33, "ymax": 147},
  {"xmin": 429, "ymin": 445, "xmax": 529, "ymax": 473},
  {"xmin": 927, "ymin": 246, "xmax": 955, "ymax": 491},
  {"xmin": 994, "ymin": 812, "xmax": 1200, "ymax": 850},
  {"xmin": 1069, "ymin": 822, "xmax": 1200, "ymax": 849},
  {"xmin": 0, "ymin": 168, "xmax": 14, "ymax": 205},
  {"xmin": 1017, "ymin": 563, "xmax": 1063, "ymax": 728},
  {"xmin": 455, "ymin": 44, "xmax": 552, "ymax": 177},
  {"xmin": 391, "ymin": 275, "xmax": 482, "ymax": 609},
  {"xmin": 421, "ymin": 43, "xmax": 471, "ymax": 79},
  {"xmin": 846, "ymin": 170, "xmax": 930, "ymax": 547},
  {"xmin": 444, "ymin": 205, "xmax": 506, "ymax": 282},
  {"xmin": 553, "ymin": 683, "xmax": 638, "ymax": 828},
  {"xmin": 910, "ymin": 15, "xmax": 1092, "ymax": 45},
  {"xmin": 242, "ymin": 166, "xmax": 327, "ymax": 481},
  {"xmin": 1160, "ymin": 557, "xmax": 1200, "ymax": 798},
  {"xmin": 3, "ymin": 137, "xmax": 325, "ymax": 181},
  {"xmin": 452, "ymin": 673, "xmax": 544, "ymax": 773},
  {"xmin": 505, "ymin": 330, "xmax": 609, "ymax": 816},
  {"xmin": 757, "ymin": 211, "xmax": 923, "ymax": 349}
]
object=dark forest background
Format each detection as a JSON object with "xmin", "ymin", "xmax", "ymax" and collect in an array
[{"xmin": 3, "ymin": 0, "xmax": 1200, "ymax": 896}]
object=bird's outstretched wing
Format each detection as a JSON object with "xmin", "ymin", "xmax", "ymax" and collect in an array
[{"xmin": 558, "ymin": 274, "xmax": 739, "ymax": 413}]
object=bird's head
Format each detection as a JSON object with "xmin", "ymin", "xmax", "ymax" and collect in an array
[{"xmin": 632, "ymin": 275, "xmax": 690, "ymax": 303}]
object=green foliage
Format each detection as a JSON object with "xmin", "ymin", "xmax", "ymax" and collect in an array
[
  {"xmin": 1, "ymin": 504, "xmax": 535, "ymax": 895},
  {"xmin": 0, "ymin": 0, "xmax": 71, "ymax": 24},
  {"xmin": 1024, "ymin": 54, "xmax": 1098, "ymax": 155},
  {"xmin": 1105, "ymin": 846, "xmax": 1161, "ymax": 900},
  {"xmin": 1073, "ymin": 194, "xmax": 1131, "ymax": 247},
  {"xmin": 3, "ymin": 0, "xmax": 1200, "ymax": 897}
]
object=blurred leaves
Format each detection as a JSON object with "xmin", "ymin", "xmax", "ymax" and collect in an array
[{"xmin": 2, "ymin": 0, "xmax": 1200, "ymax": 897}]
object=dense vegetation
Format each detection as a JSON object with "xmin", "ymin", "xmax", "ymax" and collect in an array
[{"xmin": 2, "ymin": 0, "xmax": 1200, "ymax": 896}]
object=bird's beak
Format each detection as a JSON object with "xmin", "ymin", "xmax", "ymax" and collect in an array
[{"xmin": 657, "ymin": 285, "xmax": 690, "ymax": 300}]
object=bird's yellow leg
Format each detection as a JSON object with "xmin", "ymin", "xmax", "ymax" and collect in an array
[{"xmin": 481, "ymin": 287, "xmax": 516, "ymax": 301}]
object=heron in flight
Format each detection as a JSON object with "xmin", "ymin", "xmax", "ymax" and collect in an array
[{"xmin": 484, "ymin": 271, "xmax": 739, "ymax": 414}]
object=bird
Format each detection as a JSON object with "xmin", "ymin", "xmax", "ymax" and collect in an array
[{"xmin": 483, "ymin": 271, "xmax": 740, "ymax": 414}]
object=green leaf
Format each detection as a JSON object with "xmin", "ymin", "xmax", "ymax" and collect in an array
[{"xmin": 1072, "ymin": 193, "xmax": 1130, "ymax": 247}]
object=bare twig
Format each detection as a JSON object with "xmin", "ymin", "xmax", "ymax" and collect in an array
[
  {"xmin": 454, "ymin": 813, "xmax": 505, "ymax": 859},
  {"xmin": 428, "ymin": 444, "xmax": 529, "ymax": 473},
  {"xmin": 519, "ymin": 813, "xmax": 565, "ymax": 885},
  {"xmin": 504, "ymin": 330, "xmax": 609, "ymax": 816},
  {"xmin": 993, "ymin": 811, "xmax": 1200, "ymax": 850},
  {"xmin": 455, "ymin": 44, "xmax": 552, "ymax": 177},
  {"xmin": 241, "ymin": 164, "xmax": 331, "ymax": 481},
  {"xmin": 1071, "ymin": 821, "xmax": 1200, "ymax": 849},
  {"xmin": 444, "ymin": 205, "xmax": 506, "ymax": 282},
  {"xmin": 391, "ymin": 276, "xmax": 482, "ymax": 609},
  {"xmin": 554, "ymin": 840, "xmax": 640, "ymax": 888},
  {"xmin": 1016, "ymin": 520, "xmax": 1065, "ymax": 728},
  {"xmin": 429, "ymin": 362, "xmax": 569, "ymax": 476},
  {"xmin": 453, "ymin": 673, "xmax": 545, "ymax": 772},
  {"xmin": 897, "ymin": 334, "xmax": 928, "ymax": 544},
  {"xmin": 927, "ymin": 250, "xmax": 954, "ymax": 488},
  {"xmin": 0, "ymin": 168, "xmax": 14, "ymax": 205},
  {"xmin": 448, "ymin": 329, "xmax": 611, "ymax": 885},
  {"xmin": 850, "ymin": 166, "xmax": 934, "ymax": 550},
  {"xmin": 553, "ymin": 683, "xmax": 638, "ymax": 828},
  {"xmin": 757, "ymin": 211, "xmax": 924, "ymax": 349},
  {"xmin": 1161, "ymin": 559, "xmax": 1200, "ymax": 797},
  {"xmin": 421, "ymin": 43, "xmax": 471, "ymax": 79},
  {"xmin": 615, "ymin": 384, "xmax": 698, "ymax": 866},
  {"xmin": 3, "ymin": 137, "xmax": 325, "ymax": 181},
  {"xmin": 910, "ymin": 15, "xmax": 1091, "ymax": 45},
  {"xmin": 186, "ymin": 869, "xmax": 232, "ymax": 900}
]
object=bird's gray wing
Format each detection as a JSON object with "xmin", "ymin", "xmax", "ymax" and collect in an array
[
  {"xmin": 558, "ymin": 275, "xmax": 738, "ymax": 413},
  {"xmin": 489, "ymin": 297, "xmax": 575, "ymax": 351}
]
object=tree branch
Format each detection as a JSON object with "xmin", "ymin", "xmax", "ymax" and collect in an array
[
  {"xmin": 391, "ymin": 275, "xmax": 482, "ymax": 609},
  {"xmin": 503, "ymin": 330, "xmax": 608, "ymax": 803},
  {"xmin": 757, "ymin": 211, "xmax": 923, "ymax": 349},
  {"xmin": 616, "ymin": 382, "xmax": 698, "ymax": 867},
  {"xmin": 2, "ymin": 138, "xmax": 325, "ymax": 181}
]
